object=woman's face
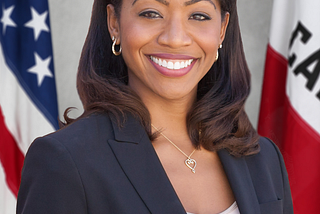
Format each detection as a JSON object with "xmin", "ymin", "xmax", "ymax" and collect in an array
[{"xmin": 108, "ymin": 0, "xmax": 229, "ymax": 101}]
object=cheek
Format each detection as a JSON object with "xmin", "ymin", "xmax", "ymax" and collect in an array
[
  {"xmin": 198, "ymin": 27, "xmax": 221, "ymax": 59},
  {"xmin": 199, "ymin": 28, "xmax": 220, "ymax": 51},
  {"xmin": 192, "ymin": 28, "xmax": 220, "ymax": 79},
  {"xmin": 120, "ymin": 16, "xmax": 157, "ymax": 52},
  {"xmin": 119, "ymin": 20, "xmax": 156, "ymax": 69}
]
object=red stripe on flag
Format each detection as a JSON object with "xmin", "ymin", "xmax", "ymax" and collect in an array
[
  {"xmin": 258, "ymin": 44, "xmax": 320, "ymax": 213},
  {"xmin": 258, "ymin": 44, "xmax": 288, "ymax": 150},
  {"xmin": 0, "ymin": 107, "xmax": 25, "ymax": 197},
  {"xmin": 282, "ymin": 96, "xmax": 320, "ymax": 213}
]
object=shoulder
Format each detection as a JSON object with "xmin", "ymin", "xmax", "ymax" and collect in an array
[
  {"xmin": 24, "ymin": 112, "xmax": 117, "ymax": 169},
  {"xmin": 245, "ymin": 137, "xmax": 284, "ymax": 170},
  {"xmin": 244, "ymin": 137, "xmax": 290, "ymax": 202},
  {"xmin": 23, "ymin": 112, "xmax": 120, "ymax": 181},
  {"xmin": 244, "ymin": 137, "xmax": 284, "ymax": 177},
  {"xmin": 244, "ymin": 137, "xmax": 293, "ymax": 212},
  {"xmin": 31, "ymin": 113, "xmax": 114, "ymax": 149},
  {"xmin": 249, "ymin": 137, "xmax": 282, "ymax": 161},
  {"xmin": 49, "ymin": 112, "xmax": 114, "ymax": 142},
  {"xmin": 17, "ymin": 114, "xmax": 114, "ymax": 214}
]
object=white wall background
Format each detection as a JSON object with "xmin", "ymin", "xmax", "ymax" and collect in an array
[{"xmin": 48, "ymin": 0, "xmax": 274, "ymax": 128}]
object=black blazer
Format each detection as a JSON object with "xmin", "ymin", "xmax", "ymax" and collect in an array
[{"xmin": 17, "ymin": 113, "xmax": 293, "ymax": 214}]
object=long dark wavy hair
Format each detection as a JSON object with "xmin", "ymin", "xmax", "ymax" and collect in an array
[{"xmin": 63, "ymin": 0, "xmax": 260, "ymax": 157}]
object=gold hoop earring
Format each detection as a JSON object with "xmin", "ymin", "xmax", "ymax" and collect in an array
[
  {"xmin": 215, "ymin": 44, "xmax": 223, "ymax": 61},
  {"xmin": 112, "ymin": 36, "xmax": 122, "ymax": 56}
]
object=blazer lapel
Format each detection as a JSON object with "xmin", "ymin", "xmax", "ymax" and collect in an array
[
  {"xmin": 108, "ymin": 114, "xmax": 185, "ymax": 214},
  {"xmin": 218, "ymin": 149, "xmax": 260, "ymax": 214}
]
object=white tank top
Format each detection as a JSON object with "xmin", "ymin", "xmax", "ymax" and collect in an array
[{"xmin": 186, "ymin": 201, "xmax": 240, "ymax": 214}]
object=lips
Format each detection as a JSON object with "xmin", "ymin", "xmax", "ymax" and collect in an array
[
  {"xmin": 148, "ymin": 54, "xmax": 196, "ymax": 77},
  {"xmin": 150, "ymin": 56, "xmax": 194, "ymax": 70}
]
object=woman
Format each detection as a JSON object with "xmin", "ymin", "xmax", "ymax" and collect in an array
[{"xmin": 17, "ymin": 0, "xmax": 293, "ymax": 213}]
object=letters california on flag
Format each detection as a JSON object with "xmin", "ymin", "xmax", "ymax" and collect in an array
[
  {"xmin": 0, "ymin": 0, "xmax": 59, "ymax": 213},
  {"xmin": 258, "ymin": 0, "xmax": 320, "ymax": 213}
]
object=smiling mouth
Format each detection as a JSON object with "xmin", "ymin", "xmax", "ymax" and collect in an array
[{"xmin": 149, "ymin": 56, "xmax": 194, "ymax": 70}]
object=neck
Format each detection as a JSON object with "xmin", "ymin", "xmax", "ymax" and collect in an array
[
  {"xmin": 128, "ymin": 74, "xmax": 197, "ymax": 141},
  {"xmin": 145, "ymin": 93, "xmax": 195, "ymax": 134}
]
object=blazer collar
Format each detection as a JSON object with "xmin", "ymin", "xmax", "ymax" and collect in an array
[
  {"xmin": 218, "ymin": 149, "xmax": 261, "ymax": 214},
  {"xmin": 110, "ymin": 114, "xmax": 146, "ymax": 144},
  {"xmin": 108, "ymin": 114, "xmax": 186, "ymax": 214},
  {"xmin": 109, "ymin": 114, "xmax": 260, "ymax": 214}
]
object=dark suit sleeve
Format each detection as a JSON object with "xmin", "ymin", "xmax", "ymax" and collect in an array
[
  {"xmin": 268, "ymin": 138, "xmax": 294, "ymax": 214},
  {"xmin": 17, "ymin": 136, "xmax": 87, "ymax": 214}
]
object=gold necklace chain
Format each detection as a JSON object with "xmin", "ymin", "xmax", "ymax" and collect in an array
[{"xmin": 151, "ymin": 124, "xmax": 197, "ymax": 173}]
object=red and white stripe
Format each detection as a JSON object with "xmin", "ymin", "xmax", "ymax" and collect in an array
[
  {"xmin": 258, "ymin": 0, "xmax": 320, "ymax": 213},
  {"xmin": 0, "ymin": 43, "xmax": 56, "ymax": 213}
]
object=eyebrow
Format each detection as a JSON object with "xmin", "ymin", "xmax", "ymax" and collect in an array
[
  {"xmin": 185, "ymin": 0, "xmax": 216, "ymax": 9},
  {"xmin": 132, "ymin": 0, "xmax": 169, "ymax": 6},
  {"xmin": 132, "ymin": 0, "xmax": 216, "ymax": 9}
]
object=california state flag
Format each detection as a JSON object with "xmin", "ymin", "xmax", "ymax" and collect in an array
[{"xmin": 258, "ymin": 0, "xmax": 320, "ymax": 213}]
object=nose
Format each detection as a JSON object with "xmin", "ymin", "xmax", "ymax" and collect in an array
[{"xmin": 157, "ymin": 15, "xmax": 192, "ymax": 48}]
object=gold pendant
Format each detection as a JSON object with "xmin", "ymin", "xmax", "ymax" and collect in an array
[{"xmin": 185, "ymin": 158, "xmax": 197, "ymax": 173}]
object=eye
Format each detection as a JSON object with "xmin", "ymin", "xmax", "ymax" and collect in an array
[
  {"xmin": 139, "ymin": 10, "xmax": 162, "ymax": 19},
  {"xmin": 189, "ymin": 13, "xmax": 211, "ymax": 21}
]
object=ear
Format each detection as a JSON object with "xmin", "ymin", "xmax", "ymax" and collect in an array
[
  {"xmin": 219, "ymin": 12, "xmax": 230, "ymax": 44},
  {"xmin": 107, "ymin": 4, "xmax": 121, "ymax": 44}
]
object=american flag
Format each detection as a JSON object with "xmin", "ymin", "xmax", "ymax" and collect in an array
[{"xmin": 0, "ymin": 0, "xmax": 58, "ymax": 213}]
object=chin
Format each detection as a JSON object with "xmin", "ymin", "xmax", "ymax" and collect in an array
[{"xmin": 156, "ymin": 88, "xmax": 197, "ymax": 101}]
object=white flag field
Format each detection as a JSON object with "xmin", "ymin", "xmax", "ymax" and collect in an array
[{"xmin": 258, "ymin": 0, "xmax": 320, "ymax": 213}]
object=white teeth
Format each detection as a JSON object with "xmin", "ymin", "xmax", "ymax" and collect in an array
[
  {"xmin": 174, "ymin": 62, "xmax": 180, "ymax": 70},
  {"xmin": 150, "ymin": 56, "xmax": 194, "ymax": 70},
  {"xmin": 180, "ymin": 61, "xmax": 185, "ymax": 68},
  {"xmin": 162, "ymin": 60, "xmax": 167, "ymax": 67}
]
